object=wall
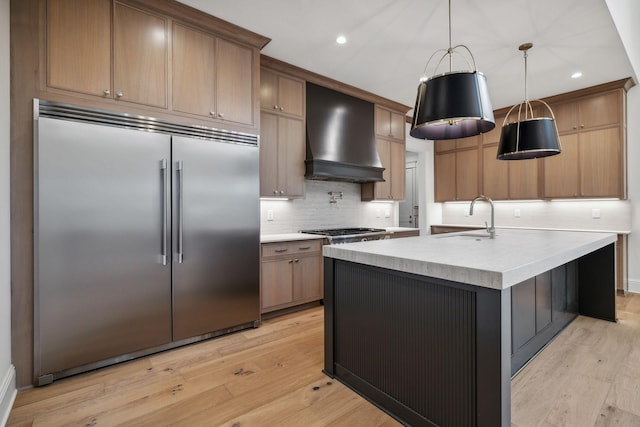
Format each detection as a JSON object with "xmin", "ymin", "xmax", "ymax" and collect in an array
[
  {"xmin": 606, "ymin": 0, "xmax": 640, "ymax": 295},
  {"xmin": 260, "ymin": 180, "xmax": 396, "ymax": 234},
  {"xmin": 0, "ymin": 0, "xmax": 16, "ymax": 424}
]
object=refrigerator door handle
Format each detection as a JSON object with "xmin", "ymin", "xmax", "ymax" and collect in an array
[
  {"xmin": 176, "ymin": 160, "xmax": 184, "ymax": 263},
  {"xmin": 161, "ymin": 159, "xmax": 168, "ymax": 265}
]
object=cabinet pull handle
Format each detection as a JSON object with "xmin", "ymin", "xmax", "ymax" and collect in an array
[
  {"xmin": 103, "ymin": 89, "xmax": 110, "ymax": 96},
  {"xmin": 275, "ymin": 248, "xmax": 288, "ymax": 253},
  {"xmin": 294, "ymin": 259, "xmax": 299, "ymax": 263},
  {"xmin": 176, "ymin": 160, "xmax": 184, "ymax": 263},
  {"xmin": 160, "ymin": 159, "xmax": 168, "ymax": 265},
  {"xmin": 299, "ymin": 246, "xmax": 311, "ymax": 250},
  {"xmin": 116, "ymin": 91, "xmax": 124, "ymax": 98}
]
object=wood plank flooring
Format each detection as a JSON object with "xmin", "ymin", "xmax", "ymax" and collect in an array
[{"xmin": 7, "ymin": 294, "xmax": 640, "ymax": 426}]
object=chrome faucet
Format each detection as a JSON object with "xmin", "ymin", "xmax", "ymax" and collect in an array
[{"xmin": 469, "ymin": 195, "xmax": 495, "ymax": 239}]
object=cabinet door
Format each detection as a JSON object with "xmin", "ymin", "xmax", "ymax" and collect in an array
[
  {"xmin": 580, "ymin": 128, "xmax": 621, "ymax": 197},
  {"xmin": 293, "ymin": 256, "xmax": 322, "ymax": 300},
  {"xmin": 375, "ymin": 139, "xmax": 392, "ymax": 199},
  {"xmin": 482, "ymin": 145, "xmax": 509, "ymax": 200},
  {"xmin": 512, "ymin": 278, "xmax": 536, "ymax": 353},
  {"xmin": 261, "ymin": 259, "xmax": 293, "ymax": 309},
  {"xmin": 172, "ymin": 23, "xmax": 216, "ymax": 117},
  {"xmin": 435, "ymin": 152, "xmax": 455, "ymax": 202},
  {"xmin": 551, "ymin": 101, "xmax": 578, "ymax": 133},
  {"xmin": 215, "ymin": 38, "xmax": 254, "ymax": 125},
  {"xmin": 259, "ymin": 112, "xmax": 279, "ymax": 197},
  {"xmin": 390, "ymin": 111, "xmax": 405, "ymax": 140},
  {"xmin": 390, "ymin": 141, "xmax": 406, "ymax": 200},
  {"xmin": 509, "ymin": 159, "xmax": 539, "ymax": 199},
  {"xmin": 456, "ymin": 149, "xmax": 479, "ymax": 201},
  {"xmin": 260, "ymin": 68, "xmax": 278, "ymax": 111},
  {"xmin": 46, "ymin": 0, "xmax": 111, "ymax": 97},
  {"xmin": 544, "ymin": 134, "xmax": 579, "ymax": 198},
  {"xmin": 375, "ymin": 107, "xmax": 391, "ymax": 138},
  {"xmin": 578, "ymin": 92, "xmax": 620, "ymax": 129},
  {"xmin": 114, "ymin": 3, "xmax": 167, "ymax": 108},
  {"xmin": 279, "ymin": 116, "xmax": 305, "ymax": 198},
  {"xmin": 277, "ymin": 75, "xmax": 304, "ymax": 118}
]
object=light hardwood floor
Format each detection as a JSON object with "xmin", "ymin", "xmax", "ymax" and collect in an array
[{"xmin": 7, "ymin": 294, "xmax": 640, "ymax": 426}]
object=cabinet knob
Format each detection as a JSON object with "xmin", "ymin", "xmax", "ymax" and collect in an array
[
  {"xmin": 279, "ymin": 190, "xmax": 284, "ymax": 195},
  {"xmin": 116, "ymin": 91, "xmax": 123, "ymax": 98},
  {"xmin": 273, "ymin": 190, "xmax": 279, "ymax": 195},
  {"xmin": 288, "ymin": 259, "xmax": 294, "ymax": 264},
  {"xmin": 280, "ymin": 106, "xmax": 284, "ymax": 111},
  {"xmin": 210, "ymin": 111, "xmax": 216, "ymax": 117},
  {"xmin": 218, "ymin": 113, "xmax": 224, "ymax": 119},
  {"xmin": 273, "ymin": 105, "xmax": 279, "ymax": 110},
  {"xmin": 103, "ymin": 89, "xmax": 110, "ymax": 96},
  {"xmin": 294, "ymin": 259, "xmax": 299, "ymax": 263}
]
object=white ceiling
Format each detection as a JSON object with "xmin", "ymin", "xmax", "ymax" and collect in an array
[{"xmin": 177, "ymin": 0, "xmax": 635, "ymax": 113}]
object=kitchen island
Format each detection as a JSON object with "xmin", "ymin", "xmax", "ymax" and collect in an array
[{"xmin": 322, "ymin": 229, "xmax": 617, "ymax": 427}]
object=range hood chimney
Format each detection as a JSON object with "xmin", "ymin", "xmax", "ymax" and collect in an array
[{"xmin": 305, "ymin": 82, "xmax": 384, "ymax": 183}]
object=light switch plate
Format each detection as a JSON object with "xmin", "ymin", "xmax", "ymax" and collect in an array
[
  {"xmin": 592, "ymin": 208, "xmax": 601, "ymax": 219},
  {"xmin": 514, "ymin": 209, "xmax": 521, "ymax": 218},
  {"xmin": 267, "ymin": 209, "xmax": 274, "ymax": 221}
]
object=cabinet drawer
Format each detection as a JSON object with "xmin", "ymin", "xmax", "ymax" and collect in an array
[{"xmin": 262, "ymin": 240, "xmax": 322, "ymax": 257}]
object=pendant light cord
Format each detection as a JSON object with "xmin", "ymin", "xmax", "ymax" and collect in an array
[
  {"xmin": 448, "ymin": 0, "xmax": 452, "ymax": 72},
  {"xmin": 524, "ymin": 49, "xmax": 528, "ymax": 102}
]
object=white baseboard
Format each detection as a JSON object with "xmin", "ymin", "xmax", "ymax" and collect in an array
[
  {"xmin": 0, "ymin": 364, "xmax": 16, "ymax": 427},
  {"xmin": 628, "ymin": 278, "xmax": 640, "ymax": 294}
]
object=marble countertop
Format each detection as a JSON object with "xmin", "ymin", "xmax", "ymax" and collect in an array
[{"xmin": 323, "ymin": 228, "xmax": 617, "ymax": 290}]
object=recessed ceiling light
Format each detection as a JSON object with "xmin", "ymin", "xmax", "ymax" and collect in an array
[
  {"xmin": 571, "ymin": 71, "xmax": 583, "ymax": 79},
  {"xmin": 336, "ymin": 35, "xmax": 347, "ymax": 45}
]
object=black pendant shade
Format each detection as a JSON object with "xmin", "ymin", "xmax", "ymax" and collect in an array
[
  {"xmin": 496, "ymin": 117, "xmax": 561, "ymax": 160},
  {"xmin": 410, "ymin": 71, "xmax": 495, "ymax": 140},
  {"xmin": 496, "ymin": 43, "xmax": 561, "ymax": 160}
]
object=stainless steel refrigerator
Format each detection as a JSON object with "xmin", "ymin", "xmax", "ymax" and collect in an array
[{"xmin": 34, "ymin": 101, "xmax": 260, "ymax": 385}]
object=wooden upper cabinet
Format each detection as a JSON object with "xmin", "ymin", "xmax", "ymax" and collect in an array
[
  {"xmin": 259, "ymin": 112, "xmax": 305, "ymax": 198},
  {"xmin": 260, "ymin": 68, "xmax": 304, "ymax": 118},
  {"xmin": 215, "ymin": 38, "xmax": 254, "ymax": 125},
  {"xmin": 375, "ymin": 106, "xmax": 405, "ymax": 141},
  {"xmin": 509, "ymin": 159, "xmax": 540, "ymax": 199},
  {"xmin": 482, "ymin": 145, "xmax": 509, "ymax": 200},
  {"xmin": 172, "ymin": 23, "xmax": 216, "ymax": 116},
  {"xmin": 361, "ymin": 139, "xmax": 405, "ymax": 201},
  {"xmin": 544, "ymin": 134, "xmax": 579, "ymax": 198},
  {"xmin": 389, "ymin": 140, "xmax": 406, "ymax": 200},
  {"xmin": 455, "ymin": 135, "xmax": 480, "ymax": 150},
  {"xmin": 46, "ymin": 0, "xmax": 112, "ymax": 97},
  {"xmin": 553, "ymin": 91, "xmax": 620, "ymax": 133},
  {"xmin": 456, "ymin": 148, "xmax": 479, "ymax": 201},
  {"xmin": 434, "ymin": 152, "xmax": 455, "ymax": 202},
  {"xmin": 579, "ymin": 127, "xmax": 621, "ymax": 197},
  {"xmin": 113, "ymin": 3, "xmax": 167, "ymax": 108}
]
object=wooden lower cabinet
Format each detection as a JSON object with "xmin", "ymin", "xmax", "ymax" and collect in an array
[{"xmin": 261, "ymin": 239, "xmax": 323, "ymax": 313}]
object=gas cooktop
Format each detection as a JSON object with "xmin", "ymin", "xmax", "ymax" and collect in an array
[{"xmin": 300, "ymin": 227, "xmax": 386, "ymax": 237}]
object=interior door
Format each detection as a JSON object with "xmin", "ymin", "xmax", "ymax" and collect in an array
[
  {"xmin": 172, "ymin": 136, "xmax": 260, "ymax": 341},
  {"xmin": 36, "ymin": 117, "xmax": 172, "ymax": 378}
]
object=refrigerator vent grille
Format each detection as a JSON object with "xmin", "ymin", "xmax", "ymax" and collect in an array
[{"xmin": 36, "ymin": 99, "xmax": 259, "ymax": 146}]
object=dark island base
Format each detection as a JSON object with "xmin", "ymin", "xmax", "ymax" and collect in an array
[{"xmin": 323, "ymin": 243, "xmax": 615, "ymax": 427}]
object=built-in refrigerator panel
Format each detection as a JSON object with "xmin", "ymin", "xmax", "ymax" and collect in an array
[
  {"xmin": 171, "ymin": 136, "xmax": 260, "ymax": 341},
  {"xmin": 35, "ymin": 117, "xmax": 173, "ymax": 377}
]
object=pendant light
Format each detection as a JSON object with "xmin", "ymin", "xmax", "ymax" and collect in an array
[
  {"xmin": 496, "ymin": 43, "xmax": 561, "ymax": 160},
  {"xmin": 409, "ymin": 0, "xmax": 495, "ymax": 140}
]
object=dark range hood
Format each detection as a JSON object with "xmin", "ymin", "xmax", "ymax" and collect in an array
[{"xmin": 305, "ymin": 82, "xmax": 384, "ymax": 183}]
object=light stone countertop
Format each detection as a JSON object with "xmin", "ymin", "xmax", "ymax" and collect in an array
[
  {"xmin": 323, "ymin": 228, "xmax": 617, "ymax": 290},
  {"xmin": 385, "ymin": 227, "xmax": 420, "ymax": 233},
  {"xmin": 431, "ymin": 223, "xmax": 631, "ymax": 235},
  {"xmin": 260, "ymin": 233, "xmax": 326, "ymax": 244}
]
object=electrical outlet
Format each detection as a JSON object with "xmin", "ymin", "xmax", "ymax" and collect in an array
[
  {"xmin": 267, "ymin": 209, "xmax": 274, "ymax": 221},
  {"xmin": 384, "ymin": 208, "xmax": 391, "ymax": 218},
  {"xmin": 463, "ymin": 207, "xmax": 469, "ymax": 217},
  {"xmin": 514, "ymin": 209, "xmax": 521, "ymax": 218},
  {"xmin": 592, "ymin": 208, "xmax": 601, "ymax": 219},
  {"xmin": 376, "ymin": 209, "xmax": 381, "ymax": 218}
]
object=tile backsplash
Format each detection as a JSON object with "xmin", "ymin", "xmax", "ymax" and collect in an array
[{"xmin": 260, "ymin": 180, "xmax": 396, "ymax": 234}]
